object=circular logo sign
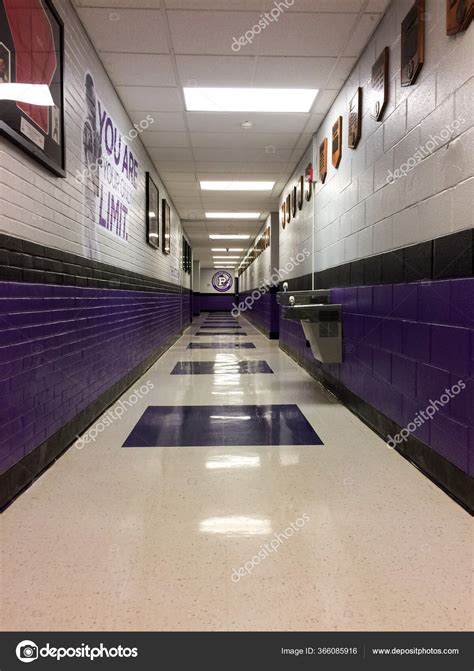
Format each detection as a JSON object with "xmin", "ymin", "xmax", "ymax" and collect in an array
[{"xmin": 212, "ymin": 271, "xmax": 233, "ymax": 293}]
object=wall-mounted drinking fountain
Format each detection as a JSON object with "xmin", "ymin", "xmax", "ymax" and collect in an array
[{"xmin": 277, "ymin": 290, "xmax": 342, "ymax": 364}]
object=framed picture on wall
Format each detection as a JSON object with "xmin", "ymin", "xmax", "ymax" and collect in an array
[
  {"xmin": 0, "ymin": 0, "xmax": 66, "ymax": 177},
  {"xmin": 146, "ymin": 173, "xmax": 159, "ymax": 249},
  {"xmin": 162, "ymin": 198, "xmax": 171, "ymax": 255}
]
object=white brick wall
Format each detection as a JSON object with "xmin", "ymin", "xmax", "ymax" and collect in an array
[
  {"xmin": 279, "ymin": 0, "xmax": 473, "ymax": 273},
  {"xmin": 0, "ymin": 0, "xmax": 187, "ymax": 286}
]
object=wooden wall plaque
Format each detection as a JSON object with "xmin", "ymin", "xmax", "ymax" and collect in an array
[
  {"xmin": 446, "ymin": 0, "xmax": 474, "ymax": 34},
  {"xmin": 286, "ymin": 193, "xmax": 291, "ymax": 224},
  {"xmin": 348, "ymin": 87, "xmax": 362, "ymax": 149},
  {"xmin": 291, "ymin": 185, "xmax": 297, "ymax": 218},
  {"xmin": 305, "ymin": 163, "xmax": 313, "ymax": 201},
  {"xmin": 401, "ymin": 0, "xmax": 425, "ymax": 86},
  {"xmin": 297, "ymin": 174, "xmax": 304, "ymax": 210},
  {"xmin": 281, "ymin": 201, "xmax": 286, "ymax": 229},
  {"xmin": 331, "ymin": 116, "xmax": 342, "ymax": 169},
  {"xmin": 319, "ymin": 139, "xmax": 328, "ymax": 184},
  {"xmin": 370, "ymin": 47, "xmax": 389, "ymax": 120}
]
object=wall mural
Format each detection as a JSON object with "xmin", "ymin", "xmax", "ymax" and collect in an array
[{"xmin": 82, "ymin": 73, "xmax": 139, "ymax": 243}]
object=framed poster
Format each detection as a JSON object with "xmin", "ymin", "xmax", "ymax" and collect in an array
[
  {"xmin": 446, "ymin": 0, "xmax": 473, "ymax": 34},
  {"xmin": 146, "ymin": 173, "xmax": 159, "ymax": 249},
  {"xmin": 370, "ymin": 47, "xmax": 389, "ymax": 120},
  {"xmin": 348, "ymin": 87, "xmax": 362, "ymax": 149},
  {"xmin": 162, "ymin": 198, "xmax": 171, "ymax": 255},
  {"xmin": 0, "ymin": 0, "xmax": 65, "ymax": 176},
  {"xmin": 291, "ymin": 185, "xmax": 297, "ymax": 218},
  {"xmin": 401, "ymin": 0, "xmax": 425, "ymax": 86},
  {"xmin": 281, "ymin": 200, "xmax": 286, "ymax": 229},
  {"xmin": 319, "ymin": 139, "xmax": 328, "ymax": 184},
  {"xmin": 332, "ymin": 116, "xmax": 342, "ymax": 168}
]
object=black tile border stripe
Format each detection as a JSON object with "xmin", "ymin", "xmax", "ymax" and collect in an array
[
  {"xmin": 313, "ymin": 230, "xmax": 473, "ymax": 289},
  {"xmin": 269, "ymin": 231, "xmax": 473, "ymax": 293},
  {"xmin": 0, "ymin": 233, "xmax": 184, "ymax": 293},
  {"xmin": 280, "ymin": 339, "xmax": 474, "ymax": 514},
  {"xmin": 0, "ymin": 332, "xmax": 180, "ymax": 511}
]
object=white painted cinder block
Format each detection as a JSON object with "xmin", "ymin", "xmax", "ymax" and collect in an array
[
  {"xmin": 278, "ymin": 0, "xmax": 473, "ymax": 274},
  {"xmin": 0, "ymin": 1, "xmax": 187, "ymax": 287}
]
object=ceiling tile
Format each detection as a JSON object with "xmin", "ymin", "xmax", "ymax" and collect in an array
[
  {"xmin": 257, "ymin": 13, "xmax": 357, "ymax": 57},
  {"xmin": 75, "ymin": 8, "xmax": 169, "ymax": 53},
  {"xmin": 141, "ymin": 131, "xmax": 190, "ymax": 147},
  {"xmin": 100, "ymin": 54, "xmax": 176, "ymax": 86},
  {"xmin": 116, "ymin": 86, "xmax": 182, "ymax": 111},
  {"xmin": 254, "ymin": 57, "xmax": 337, "ymax": 88},
  {"xmin": 176, "ymin": 55, "xmax": 256, "ymax": 87},
  {"xmin": 189, "ymin": 132, "xmax": 301, "ymax": 149},
  {"xmin": 131, "ymin": 111, "xmax": 186, "ymax": 131},
  {"xmin": 186, "ymin": 112, "xmax": 309, "ymax": 133}
]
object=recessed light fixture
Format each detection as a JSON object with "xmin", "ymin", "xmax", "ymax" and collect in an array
[
  {"xmin": 206, "ymin": 212, "xmax": 260, "ymax": 219},
  {"xmin": 0, "ymin": 83, "xmax": 54, "ymax": 106},
  {"xmin": 213, "ymin": 256, "xmax": 240, "ymax": 259},
  {"xmin": 200, "ymin": 181, "xmax": 274, "ymax": 191},
  {"xmin": 183, "ymin": 87, "xmax": 318, "ymax": 113},
  {"xmin": 209, "ymin": 234, "xmax": 250, "ymax": 240},
  {"xmin": 211, "ymin": 248, "xmax": 244, "ymax": 252}
]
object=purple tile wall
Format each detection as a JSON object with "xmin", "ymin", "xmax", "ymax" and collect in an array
[
  {"xmin": 0, "ymin": 281, "xmax": 187, "ymax": 475},
  {"xmin": 238, "ymin": 290, "xmax": 279, "ymax": 337},
  {"xmin": 280, "ymin": 278, "xmax": 473, "ymax": 476},
  {"xmin": 199, "ymin": 293, "xmax": 236, "ymax": 311},
  {"xmin": 192, "ymin": 293, "xmax": 200, "ymax": 316}
]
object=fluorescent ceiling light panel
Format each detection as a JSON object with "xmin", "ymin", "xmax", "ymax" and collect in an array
[
  {"xmin": 206, "ymin": 212, "xmax": 260, "ymax": 219},
  {"xmin": 0, "ymin": 83, "xmax": 54, "ymax": 106},
  {"xmin": 209, "ymin": 234, "xmax": 250, "ymax": 240},
  {"xmin": 213, "ymin": 256, "xmax": 240, "ymax": 259},
  {"xmin": 211, "ymin": 248, "xmax": 244, "ymax": 252},
  {"xmin": 184, "ymin": 87, "xmax": 318, "ymax": 113},
  {"xmin": 200, "ymin": 181, "xmax": 274, "ymax": 191}
]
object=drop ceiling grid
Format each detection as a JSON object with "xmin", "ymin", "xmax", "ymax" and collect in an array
[{"xmin": 73, "ymin": 0, "xmax": 390, "ymax": 264}]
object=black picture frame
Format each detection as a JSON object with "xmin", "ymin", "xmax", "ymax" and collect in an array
[
  {"xmin": 146, "ymin": 172, "xmax": 159, "ymax": 249},
  {"xmin": 162, "ymin": 198, "xmax": 171, "ymax": 255},
  {"xmin": 0, "ymin": 0, "xmax": 66, "ymax": 177}
]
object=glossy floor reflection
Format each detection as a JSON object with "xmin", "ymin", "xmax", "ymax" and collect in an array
[
  {"xmin": 170, "ymin": 360, "xmax": 273, "ymax": 375},
  {"xmin": 0, "ymin": 312, "xmax": 471, "ymax": 632}
]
